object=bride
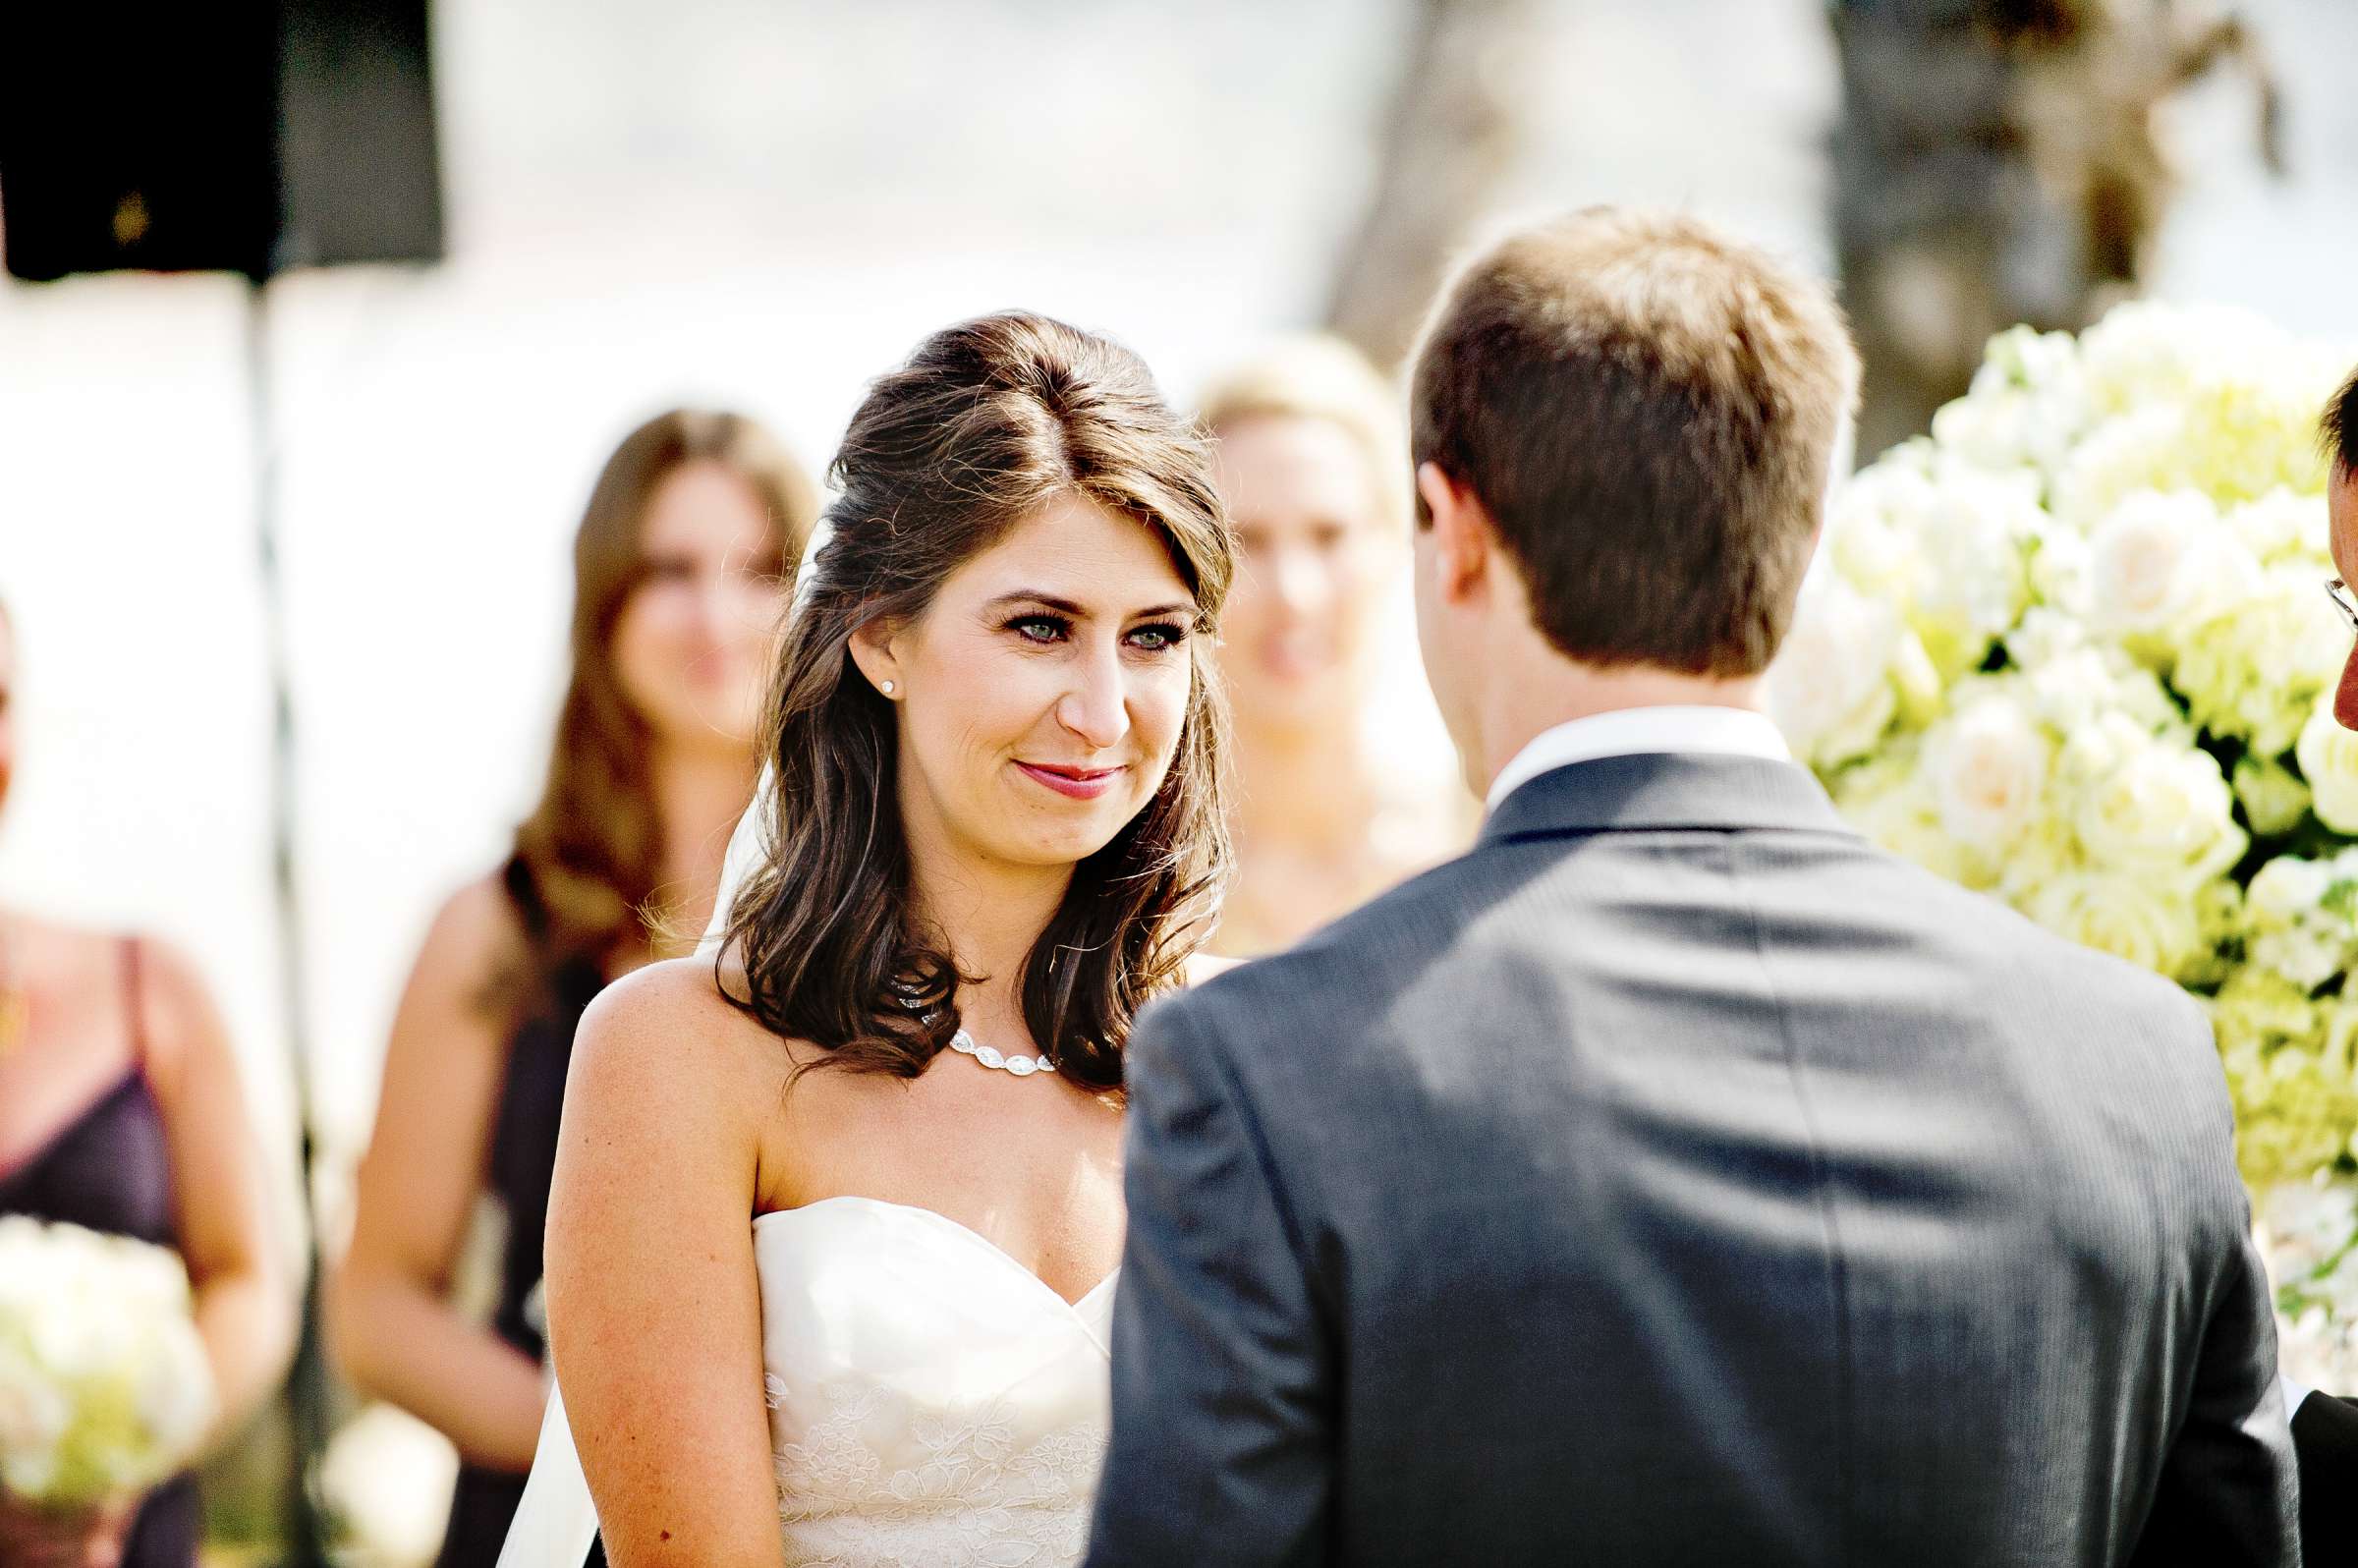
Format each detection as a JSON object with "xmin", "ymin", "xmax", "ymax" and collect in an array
[{"xmin": 499, "ymin": 310, "xmax": 1236, "ymax": 1567}]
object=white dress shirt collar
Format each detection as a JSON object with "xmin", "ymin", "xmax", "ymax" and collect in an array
[{"xmin": 1484, "ymin": 705, "xmax": 1794, "ymax": 814}]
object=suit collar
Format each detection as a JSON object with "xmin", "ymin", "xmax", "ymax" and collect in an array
[
  {"xmin": 1478, "ymin": 751, "xmax": 1859, "ymax": 845},
  {"xmin": 1484, "ymin": 705, "xmax": 1792, "ymax": 812}
]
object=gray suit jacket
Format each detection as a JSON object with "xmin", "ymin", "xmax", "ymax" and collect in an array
[{"xmin": 1085, "ymin": 753, "xmax": 2297, "ymax": 1567}]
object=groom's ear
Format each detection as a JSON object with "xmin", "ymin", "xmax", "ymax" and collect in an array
[{"xmin": 1416, "ymin": 461, "xmax": 1494, "ymax": 607}]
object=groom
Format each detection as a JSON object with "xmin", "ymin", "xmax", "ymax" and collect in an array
[{"xmin": 1085, "ymin": 208, "xmax": 2298, "ymax": 1565}]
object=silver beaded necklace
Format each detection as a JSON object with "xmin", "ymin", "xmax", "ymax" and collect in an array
[{"xmin": 947, "ymin": 1028, "xmax": 1058, "ymax": 1080}]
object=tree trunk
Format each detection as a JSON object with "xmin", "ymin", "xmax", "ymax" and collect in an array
[
  {"xmin": 1831, "ymin": 0, "xmax": 2281, "ymax": 461},
  {"xmin": 1323, "ymin": 0, "xmax": 1548, "ymax": 372}
]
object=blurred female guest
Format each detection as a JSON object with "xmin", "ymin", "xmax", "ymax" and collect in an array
[
  {"xmin": 1199, "ymin": 338, "xmax": 1471, "ymax": 955},
  {"xmin": 327, "ymin": 411, "xmax": 816, "ymax": 1568},
  {"xmin": 0, "ymin": 596, "xmax": 295, "ymax": 1568}
]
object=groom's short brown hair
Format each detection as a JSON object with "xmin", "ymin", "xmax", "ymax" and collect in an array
[{"xmin": 1410, "ymin": 207, "xmax": 1859, "ymax": 677}]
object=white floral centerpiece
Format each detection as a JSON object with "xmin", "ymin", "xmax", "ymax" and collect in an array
[
  {"xmin": 0, "ymin": 1216, "xmax": 216, "ymax": 1510},
  {"xmin": 1768, "ymin": 302, "xmax": 2358, "ymax": 1390}
]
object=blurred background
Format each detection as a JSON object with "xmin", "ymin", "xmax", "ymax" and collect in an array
[{"xmin": 2, "ymin": 0, "xmax": 2353, "ymax": 1560}]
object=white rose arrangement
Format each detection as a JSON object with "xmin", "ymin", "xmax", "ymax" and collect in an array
[
  {"xmin": 1768, "ymin": 301, "xmax": 2358, "ymax": 1383},
  {"xmin": 0, "ymin": 1216, "xmax": 216, "ymax": 1510}
]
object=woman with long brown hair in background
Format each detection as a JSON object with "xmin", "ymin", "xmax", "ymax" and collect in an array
[
  {"xmin": 327, "ymin": 410, "xmax": 817, "ymax": 1568},
  {"xmin": 0, "ymin": 596, "xmax": 296, "ymax": 1568}
]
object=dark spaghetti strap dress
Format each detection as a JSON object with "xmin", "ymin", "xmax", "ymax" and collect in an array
[
  {"xmin": 434, "ymin": 858, "xmax": 607, "ymax": 1568},
  {"xmin": 0, "ymin": 939, "xmax": 200, "ymax": 1567}
]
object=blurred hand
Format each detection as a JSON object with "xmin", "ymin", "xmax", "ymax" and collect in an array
[{"xmin": 0, "ymin": 1490, "xmax": 135, "ymax": 1568}]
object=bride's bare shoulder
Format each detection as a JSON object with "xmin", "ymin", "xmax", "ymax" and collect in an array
[
  {"xmin": 585, "ymin": 951, "xmax": 745, "ymax": 1026},
  {"xmin": 566, "ymin": 955, "xmax": 791, "ymax": 1135}
]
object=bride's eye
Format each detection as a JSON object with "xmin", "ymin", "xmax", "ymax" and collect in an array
[
  {"xmin": 1008, "ymin": 614, "xmax": 1070, "ymax": 644},
  {"xmin": 1125, "ymin": 622, "xmax": 1188, "ymax": 653}
]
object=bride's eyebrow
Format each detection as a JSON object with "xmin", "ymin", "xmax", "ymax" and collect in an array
[{"xmin": 980, "ymin": 591, "xmax": 1192, "ymax": 621}]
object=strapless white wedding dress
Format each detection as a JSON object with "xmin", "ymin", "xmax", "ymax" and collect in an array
[{"xmin": 497, "ymin": 1195, "xmax": 1117, "ymax": 1568}]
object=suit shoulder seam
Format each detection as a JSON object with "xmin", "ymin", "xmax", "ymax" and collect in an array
[{"xmin": 1727, "ymin": 834, "xmax": 1855, "ymax": 1561}]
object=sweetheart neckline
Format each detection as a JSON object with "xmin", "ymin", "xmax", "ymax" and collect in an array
[{"xmin": 753, "ymin": 1194, "xmax": 1120, "ymax": 1316}]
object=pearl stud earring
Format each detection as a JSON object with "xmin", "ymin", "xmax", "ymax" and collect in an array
[{"xmin": 881, "ymin": 680, "xmax": 896, "ymax": 696}]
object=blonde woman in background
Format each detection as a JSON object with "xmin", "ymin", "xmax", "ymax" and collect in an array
[
  {"xmin": 327, "ymin": 410, "xmax": 817, "ymax": 1568},
  {"xmin": 1199, "ymin": 338, "xmax": 1473, "ymax": 956}
]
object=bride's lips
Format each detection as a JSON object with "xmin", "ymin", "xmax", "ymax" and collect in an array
[{"xmin": 1015, "ymin": 761, "xmax": 1127, "ymax": 801}]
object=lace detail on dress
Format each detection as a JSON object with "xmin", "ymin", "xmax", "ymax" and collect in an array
[{"xmin": 767, "ymin": 1374, "xmax": 1109, "ymax": 1568}]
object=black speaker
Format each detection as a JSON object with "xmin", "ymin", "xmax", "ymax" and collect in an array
[
  {"xmin": 278, "ymin": 0, "xmax": 444, "ymax": 270},
  {"xmin": 0, "ymin": 0, "xmax": 443, "ymax": 283}
]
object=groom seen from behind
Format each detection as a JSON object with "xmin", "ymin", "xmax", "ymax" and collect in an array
[{"xmin": 1086, "ymin": 208, "xmax": 2299, "ymax": 1566}]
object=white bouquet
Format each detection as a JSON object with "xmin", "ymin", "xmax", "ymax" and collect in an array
[
  {"xmin": 1768, "ymin": 302, "xmax": 2358, "ymax": 1383},
  {"xmin": 0, "ymin": 1216, "xmax": 216, "ymax": 1509},
  {"xmin": 321, "ymin": 1403, "xmax": 461, "ymax": 1568}
]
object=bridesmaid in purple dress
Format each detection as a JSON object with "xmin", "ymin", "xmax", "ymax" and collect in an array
[
  {"xmin": 326, "ymin": 411, "xmax": 814, "ymax": 1568},
  {"xmin": 0, "ymin": 599, "xmax": 295, "ymax": 1568}
]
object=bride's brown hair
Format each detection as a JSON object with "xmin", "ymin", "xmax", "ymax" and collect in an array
[{"xmin": 720, "ymin": 312, "xmax": 1234, "ymax": 1091}]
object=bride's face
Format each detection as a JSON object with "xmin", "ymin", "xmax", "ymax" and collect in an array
[{"xmin": 858, "ymin": 492, "xmax": 1198, "ymax": 873}]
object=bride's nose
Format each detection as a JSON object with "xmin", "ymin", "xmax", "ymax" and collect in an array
[{"xmin": 1054, "ymin": 640, "xmax": 1130, "ymax": 751}]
